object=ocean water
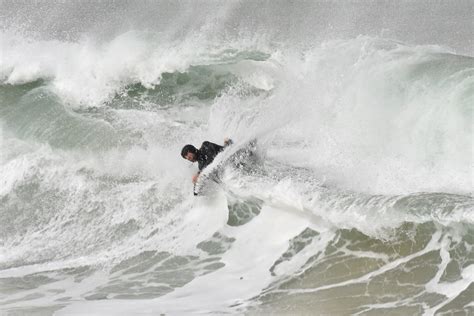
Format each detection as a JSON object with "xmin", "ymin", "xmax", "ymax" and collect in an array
[{"xmin": 0, "ymin": 1, "xmax": 473, "ymax": 315}]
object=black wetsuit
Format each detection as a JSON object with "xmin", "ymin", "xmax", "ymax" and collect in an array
[{"xmin": 197, "ymin": 141, "xmax": 224, "ymax": 172}]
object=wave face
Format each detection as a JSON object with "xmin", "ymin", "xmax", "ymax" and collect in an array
[{"xmin": 0, "ymin": 1, "xmax": 473, "ymax": 315}]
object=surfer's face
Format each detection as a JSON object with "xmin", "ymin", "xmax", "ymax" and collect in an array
[{"xmin": 184, "ymin": 152, "xmax": 197, "ymax": 162}]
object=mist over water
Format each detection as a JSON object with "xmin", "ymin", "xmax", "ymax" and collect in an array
[{"xmin": 1, "ymin": 1, "xmax": 473, "ymax": 315}]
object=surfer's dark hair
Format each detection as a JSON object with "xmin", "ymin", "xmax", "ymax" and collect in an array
[{"xmin": 181, "ymin": 144, "xmax": 197, "ymax": 158}]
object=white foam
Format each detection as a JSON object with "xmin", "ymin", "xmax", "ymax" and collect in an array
[
  {"xmin": 57, "ymin": 203, "xmax": 310, "ymax": 315},
  {"xmin": 209, "ymin": 38, "xmax": 472, "ymax": 195},
  {"xmin": 1, "ymin": 29, "xmax": 472, "ymax": 316}
]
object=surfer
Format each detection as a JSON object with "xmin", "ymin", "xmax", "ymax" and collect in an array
[{"xmin": 181, "ymin": 138, "xmax": 233, "ymax": 183}]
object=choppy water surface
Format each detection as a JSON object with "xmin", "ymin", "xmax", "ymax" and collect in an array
[{"xmin": 0, "ymin": 1, "xmax": 473, "ymax": 315}]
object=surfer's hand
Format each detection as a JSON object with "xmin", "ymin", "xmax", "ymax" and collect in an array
[{"xmin": 192, "ymin": 174, "xmax": 199, "ymax": 184}]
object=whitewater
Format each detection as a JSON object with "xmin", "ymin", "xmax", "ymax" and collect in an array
[{"xmin": 0, "ymin": 1, "xmax": 473, "ymax": 315}]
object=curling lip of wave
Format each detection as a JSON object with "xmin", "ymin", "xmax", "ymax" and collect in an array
[{"xmin": 0, "ymin": 30, "xmax": 273, "ymax": 106}]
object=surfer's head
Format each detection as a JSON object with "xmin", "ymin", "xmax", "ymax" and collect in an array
[{"xmin": 181, "ymin": 144, "xmax": 198, "ymax": 162}]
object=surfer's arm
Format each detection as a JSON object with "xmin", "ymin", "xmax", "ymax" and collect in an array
[
  {"xmin": 192, "ymin": 171, "xmax": 200, "ymax": 184},
  {"xmin": 224, "ymin": 138, "xmax": 233, "ymax": 147},
  {"xmin": 202, "ymin": 141, "xmax": 224, "ymax": 153}
]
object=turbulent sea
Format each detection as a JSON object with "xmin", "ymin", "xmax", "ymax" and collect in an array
[{"xmin": 0, "ymin": 1, "xmax": 473, "ymax": 315}]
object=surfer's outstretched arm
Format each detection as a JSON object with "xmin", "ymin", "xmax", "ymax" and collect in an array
[{"xmin": 192, "ymin": 171, "xmax": 200, "ymax": 184}]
